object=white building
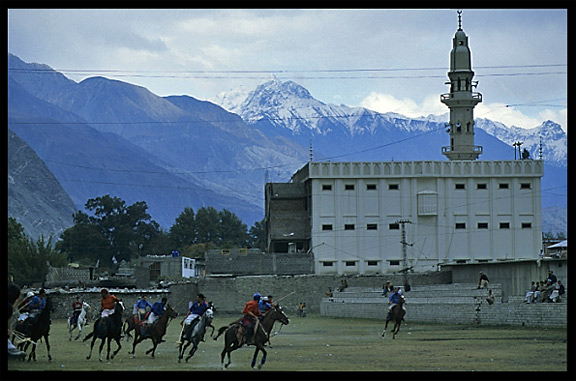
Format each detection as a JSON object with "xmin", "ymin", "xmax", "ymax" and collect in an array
[
  {"xmin": 289, "ymin": 160, "xmax": 543, "ymax": 275},
  {"xmin": 265, "ymin": 12, "xmax": 544, "ymax": 275}
]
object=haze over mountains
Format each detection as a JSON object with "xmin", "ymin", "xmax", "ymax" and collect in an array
[{"xmin": 7, "ymin": 54, "xmax": 567, "ymax": 238}]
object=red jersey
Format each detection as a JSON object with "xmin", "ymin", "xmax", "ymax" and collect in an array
[
  {"xmin": 242, "ymin": 300, "xmax": 261, "ymax": 317},
  {"xmin": 101, "ymin": 294, "xmax": 119, "ymax": 310},
  {"xmin": 72, "ymin": 300, "xmax": 83, "ymax": 312}
]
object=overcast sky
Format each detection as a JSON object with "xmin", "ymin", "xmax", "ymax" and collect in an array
[{"xmin": 8, "ymin": 8, "xmax": 567, "ymax": 130}]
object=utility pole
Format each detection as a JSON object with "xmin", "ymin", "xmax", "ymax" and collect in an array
[
  {"xmin": 513, "ymin": 141, "xmax": 523, "ymax": 160},
  {"xmin": 396, "ymin": 219, "xmax": 413, "ymax": 286}
]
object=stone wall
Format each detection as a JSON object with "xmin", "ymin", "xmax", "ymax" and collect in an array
[
  {"xmin": 205, "ymin": 249, "xmax": 314, "ymax": 276},
  {"xmin": 320, "ymin": 283, "xmax": 567, "ymax": 328}
]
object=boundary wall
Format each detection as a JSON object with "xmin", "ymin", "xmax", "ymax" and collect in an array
[{"xmin": 320, "ymin": 283, "xmax": 567, "ymax": 328}]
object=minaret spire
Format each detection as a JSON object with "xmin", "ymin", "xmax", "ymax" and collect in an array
[{"xmin": 441, "ymin": 10, "xmax": 483, "ymax": 160}]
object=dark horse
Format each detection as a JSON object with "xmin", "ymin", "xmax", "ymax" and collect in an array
[
  {"xmin": 84, "ymin": 301, "xmax": 125, "ymax": 361},
  {"xmin": 178, "ymin": 304, "xmax": 214, "ymax": 363},
  {"xmin": 14, "ymin": 297, "xmax": 53, "ymax": 362},
  {"xmin": 214, "ymin": 304, "xmax": 290, "ymax": 370},
  {"xmin": 382, "ymin": 296, "xmax": 405, "ymax": 339},
  {"xmin": 128, "ymin": 304, "xmax": 178, "ymax": 358}
]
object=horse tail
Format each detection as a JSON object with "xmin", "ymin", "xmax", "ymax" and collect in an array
[
  {"xmin": 213, "ymin": 326, "xmax": 229, "ymax": 341},
  {"xmin": 83, "ymin": 331, "xmax": 94, "ymax": 342}
]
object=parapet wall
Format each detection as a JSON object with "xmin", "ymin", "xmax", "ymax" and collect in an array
[{"xmin": 320, "ymin": 283, "xmax": 567, "ymax": 328}]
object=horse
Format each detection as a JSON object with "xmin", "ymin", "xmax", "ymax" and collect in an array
[
  {"xmin": 84, "ymin": 300, "xmax": 125, "ymax": 362},
  {"xmin": 123, "ymin": 314, "xmax": 138, "ymax": 341},
  {"xmin": 68, "ymin": 301, "xmax": 91, "ymax": 341},
  {"xmin": 214, "ymin": 304, "xmax": 290, "ymax": 370},
  {"xmin": 14, "ymin": 297, "xmax": 53, "ymax": 362},
  {"xmin": 128, "ymin": 304, "xmax": 178, "ymax": 358},
  {"xmin": 178, "ymin": 305, "xmax": 214, "ymax": 363},
  {"xmin": 381, "ymin": 296, "xmax": 405, "ymax": 339}
]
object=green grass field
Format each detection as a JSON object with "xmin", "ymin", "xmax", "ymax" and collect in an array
[{"xmin": 7, "ymin": 315, "xmax": 568, "ymax": 372}]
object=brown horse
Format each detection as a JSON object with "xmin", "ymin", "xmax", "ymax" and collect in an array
[
  {"xmin": 214, "ymin": 304, "xmax": 290, "ymax": 369},
  {"xmin": 382, "ymin": 296, "xmax": 405, "ymax": 339},
  {"xmin": 84, "ymin": 301, "xmax": 125, "ymax": 362},
  {"xmin": 14, "ymin": 297, "xmax": 53, "ymax": 362},
  {"xmin": 128, "ymin": 304, "xmax": 178, "ymax": 358}
]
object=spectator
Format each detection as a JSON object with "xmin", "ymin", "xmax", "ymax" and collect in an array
[
  {"xmin": 524, "ymin": 281, "xmax": 537, "ymax": 304},
  {"xmin": 486, "ymin": 289, "xmax": 495, "ymax": 305},
  {"xmin": 338, "ymin": 279, "xmax": 348, "ymax": 292},
  {"xmin": 547, "ymin": 271, "xmax": 557, "ymax": 285},
  {"xmin": 558, "ymin": 281, "xmax": 565, "ymax": 301},
  {"xmin": 477, "ymin": 272, "xmax": 489, "ymax": 289}
]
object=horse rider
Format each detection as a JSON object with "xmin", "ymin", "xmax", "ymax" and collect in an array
[
  {"xmin": 386, "ymin": 287, "xmax": 404, "ymax": 322},
  {"xmin": 18, "ymin": 289, "xmax": 46, "ymax": 336},
  {"xmin": 100, "ymin": 288, "xmax": 119, "ymax": 319},
  {"xmin": 133, "ymin": 294, "xmax": 152, "ymax": 323},
  {"xmin": 17, "ymin": 291, "xmax": 35, "ymax": 323},
  {"xmin": 258, "ymin": 295, "xmax": 273, "ymax": 313},
  {"xmin": 242, "ymin": 293, "xmax": 262, "ymax": 345},
  {"xmin": 178, "ymin": 293, "xmax": 209, "ymax": 341},
  {"xmin": 147, "ymin": 297, "xmax": 168, "ymax": 326},
  {"xmin": 70, "ymin": 295, "xmax": 83, "ymax": 326}
]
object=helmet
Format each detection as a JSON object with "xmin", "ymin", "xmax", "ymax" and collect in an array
[
  {"xmin": 262, "ymin": 296, "xmax": 269, "ymax": 302},
  {"xmin": 26, "ymin": 291, "xmax": 35, "ymax": 298},
  {"xmin": 253, "ymin": 293, "xmax": 261, "ymax": 300}
]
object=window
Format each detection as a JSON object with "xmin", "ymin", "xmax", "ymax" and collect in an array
[
  {"xmin": 322, "ymin": 261, "xmax": 334, "ymax": 267},
  {"xmin": 322, "ymin": 224, "xmax": 333, "ymax": 231},
  {"xmin": 522, "ymin": 222, "xmax": 532, "ymax": 229},
  {"xmin": 345, "ymin": 261, "xmax": 356, "ymax": 267},
  {"xmin": 367, "ymin": 261, "xmax": 378, "ymax": 266},
  {"xmin": 520, "ymin": 183, "xmax": 531, "ymax": 189},
  {"xmin": 455, "ymin": 222, "xmax": 466, "ymax": 229},
  {"xmin": 389, "ymin": 184, "xmax": 399, "ymax": 190},
  {"xmin": 389, "ymin": 260, "xmax": 400, "ymax": 266},
  {"xmin": 477, "ymin": 222, "xmax": 489, "ymax": 229},
  {"xmin": 455, "ymin": 183, "xmax": 466, "ymax": 190},
  {"xmin": 322, "ymin": 184, "xmax": 332, "ymax": 191},
  {"xmin": 344, "ymin": 224, "xmax": 355, "ymax": 231},
  {"xmin": 345, "ymin": 184, "xmax": 355, "ymax": 190},
  {"xmin": 366, "ymin": 184, "xmax": 377, "ymax": 190},
  {"xmin": 499, "ymin": 183, "xmax": 509, "ymax": 189},
  {"xmin": 389, "ymin": 223, "xmax": 400, "ymax": 230},
  {"xmin": 477, "ymin": 183, "xmax": 487, "ymax": 190},
  {"xmin": 367, "ymin": 224, "xmax": 378, "ymax": 230},
  {"xmin": 499, "ymin": 222, "xmax": 510, "ymax": 229}
]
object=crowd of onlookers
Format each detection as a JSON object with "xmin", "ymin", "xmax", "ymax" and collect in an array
[{"xmin": 524, "ymin": 271, "xmax": 565, "ymax": 303}]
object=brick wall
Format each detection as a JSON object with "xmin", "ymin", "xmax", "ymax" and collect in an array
[{"xmin": 320, "ymin": 283, "xmax": 567, "ymax": 328}]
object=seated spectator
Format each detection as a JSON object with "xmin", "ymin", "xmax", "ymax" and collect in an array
[
  {"xmin": 524, "ymin": 281, "xmax": 537, "ymax": 303},
  {"xmin": 558, "ymin": 281, "xmax": 565, "ymax": 301}
]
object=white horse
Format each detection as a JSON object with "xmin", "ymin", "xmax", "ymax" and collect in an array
[{"xmin": 68, "ymin": 302, "xmax": 91, "ymax": 341}]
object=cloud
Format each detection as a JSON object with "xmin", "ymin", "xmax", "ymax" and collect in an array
[
  {"xmin": 360, "ymin": 92, "xmax": 446, "ymax": 119},
  {"xmin": 360, "ymin": 92, "xmax": 567, "ymax": 132}
]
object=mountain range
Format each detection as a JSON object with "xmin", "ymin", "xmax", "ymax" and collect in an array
[{"xmin": 7, "ymin": 54, "xmax": 567, "ymax": 239}]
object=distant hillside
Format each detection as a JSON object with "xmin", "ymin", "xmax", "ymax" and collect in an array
[{"xmin": 8, "ymin": 129, "xmax": 77, "ymax": 238}]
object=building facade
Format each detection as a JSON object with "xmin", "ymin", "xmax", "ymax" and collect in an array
[
  {"xmin": 265, "ymin": 12, "xmax": 544, "ymax": 275},
  {"xmin": 285, "ymin": 160, "xmax": 543, "ymax": 275}
]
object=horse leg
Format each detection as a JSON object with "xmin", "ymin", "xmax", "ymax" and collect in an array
[
  {"xmin": 185, "ymin": 343, "xmax": 198, "ymax": 363},
  {"xmin": 257, "ymin": 345, "xmax": 267, "ymax": 369},
  {"xmin": 98, "ymin": 338, "xmax": 106, "ymax": 362},
  {"xmin": 86, "ymin": 336, "xmax": 96, "ymax": 359},
  {"xmin": 44, "ymin": 334, "xmax": 52, "ymax": 361},
  {"xmin": 251, "ymin": 347, "xmax": 261, "ymax": 369},
  {"xmin": 382, "ymin": 319, "xmax": 390, "ymax": 337},
  {"xmin": 146, "ymin": 340, "xmax": 158, "ymax": 357},
  {"xmin": 178, "ymin": 340, "xmax": 190, "ymax": 363},
  {"xmin": 111, "ymin": 337, "xmax": 122, "ymax": 359}
]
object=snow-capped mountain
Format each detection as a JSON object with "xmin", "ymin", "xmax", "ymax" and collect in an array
[
  {"xmin": 475, "ymin": 119, "xmax": 567, "ymax": 167},
  {"xmin": 216, "ymin": 78, "xmax": 567, "ymax": 166}
]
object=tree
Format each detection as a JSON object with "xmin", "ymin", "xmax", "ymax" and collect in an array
[
  {"xmin": 58, "ymin": 195, "xmax": 162, "ymax": 267},
  {"xmin": 169, "ymin": 207, "xmax": 197, "ymax": 248},
  {"xmin": 8, "ymin": 217, "xmax": 67, "ymax": 287},
  {"xmin": 248, "ymin": 218, "xmax": 266, "ymax": 250}
]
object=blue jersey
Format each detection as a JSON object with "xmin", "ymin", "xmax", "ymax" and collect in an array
[
  {"xmin": 150, "ymin": 301, "xmax": 165, "ymax": 316},
  {"xmin": 389, "ymin": 292, "xmax": 400, "ymax": 304},
  {"xmin": 189, "ymin": 301, "xmax": 208, "ymax": 316},
  {"xmin": 135, "ymin": 299, "xmax": 152, "ymax": 309}
]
